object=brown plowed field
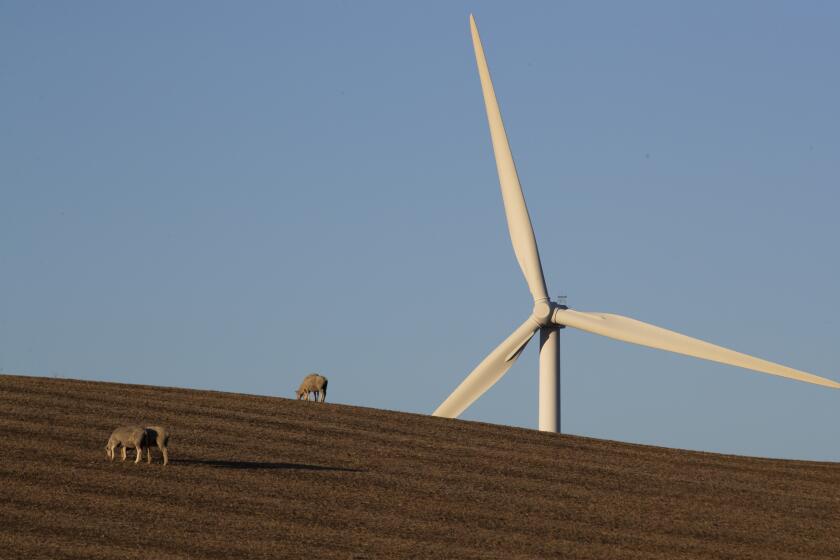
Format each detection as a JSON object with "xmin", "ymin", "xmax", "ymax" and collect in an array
[{"xmin": 1, "ymin": 374, "xmax": 838, "ymax": 559}]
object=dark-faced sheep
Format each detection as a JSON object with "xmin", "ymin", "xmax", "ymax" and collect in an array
[
  {"xmin": 143, "ymin": 425, "xmax": 170, "ymax": 466},
  {"xmin": 295, "ymin": 373, "xmax": 328, "ymax": 402},
  {"xmin": 105, "ymin": 426, "xmax": 146, "ymax": 464}
]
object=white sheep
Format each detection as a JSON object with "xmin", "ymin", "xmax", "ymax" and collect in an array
[
  {"xmin": 143, "ymin": 425, "xmax": 170, "ymax": 466},
  {"xmin": 105, "ymin": 426, "xmax": 146, "ymax": 464},
  {"xmin": 295, "ymin": 373, "xmax": 328, "ymax": 402}
]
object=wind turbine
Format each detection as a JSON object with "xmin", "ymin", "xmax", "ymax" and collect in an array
[{"xmin": 433, "ymin": 15, "xmax": 840, "ymax": 432}]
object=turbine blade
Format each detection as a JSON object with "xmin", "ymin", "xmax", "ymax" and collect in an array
[
  {"xmin": 553, "ymin": 309, "xmax": 840, "ymax": 389},
  {"xmin": 433, "ymin": 316, "xmax": 540, "ymax": 418},
  {"xmin": 470, "ymin": 15, "xmax": 548, "ymax": 302}
]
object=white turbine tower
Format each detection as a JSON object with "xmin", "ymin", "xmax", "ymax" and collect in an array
[{"xmin": 433, "ymin": 15, "xmax": 840, "ymax": 432}]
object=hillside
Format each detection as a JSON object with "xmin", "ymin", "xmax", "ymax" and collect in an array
[{"xmin": 1, "ymin": 374, "xmax": 838, "ymax": 559}]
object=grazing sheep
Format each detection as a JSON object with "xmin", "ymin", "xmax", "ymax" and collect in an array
[
  {"xmin": 105, "ymin": 426, "xmax": 146, "ymax": 464},
  {"xmin": 295, "ymin": 373, "xmax": 328, "ymax": 402},
  {"xmin": 143, "ymin": 425, "xmax": 170, "ymax": 466}
]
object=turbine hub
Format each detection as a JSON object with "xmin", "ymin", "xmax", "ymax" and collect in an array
[
  {"xmin": 531, "ymin": 298, "xmax": 569, "ymax": 328},
  {"xmin": 532, "ymin": 299, "xmax": 557, "ymax": 327}
]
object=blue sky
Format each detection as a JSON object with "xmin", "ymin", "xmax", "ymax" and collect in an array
[{"xmin": 2, "ymin": 1, "xmax": 839, "ymax": 461}]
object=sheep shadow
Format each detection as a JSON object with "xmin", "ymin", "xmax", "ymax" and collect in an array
[{"xmin": 177, "ymin": 458, "xmax": 364, "ymax": 472}]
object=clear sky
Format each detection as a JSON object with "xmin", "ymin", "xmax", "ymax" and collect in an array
[{"xmin": 2, "ymin": 1, "xmax": 839, "ymax": 461}]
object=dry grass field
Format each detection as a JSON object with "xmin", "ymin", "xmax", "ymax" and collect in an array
[{"xmin": 1, "ymin": 373, "xmax": 838, "ymax": 559}]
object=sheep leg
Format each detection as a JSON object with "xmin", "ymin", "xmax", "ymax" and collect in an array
[
  {"xmin": 134, "ymin": 445, "xmax": 142, "ymax": 464},
  {"xmin": 147, "ymin": 446, "xmax": 153, "ymax": 464},
  {"xmin": 162, "ymin": 447, "xmax": 169, "ymax": 466},
  {"xmin": 120, "ymin": 446, "xmax": 127, "ymax": 461}
]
